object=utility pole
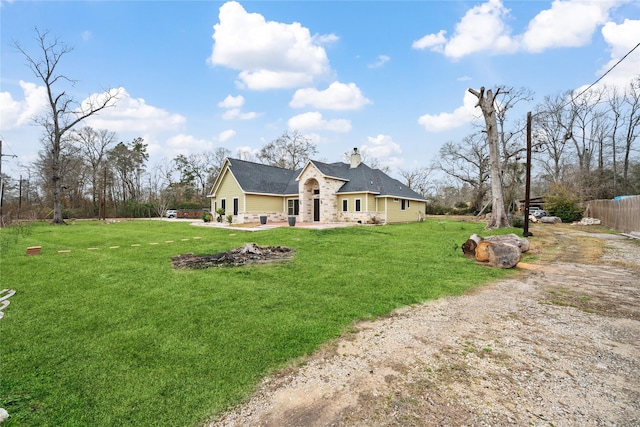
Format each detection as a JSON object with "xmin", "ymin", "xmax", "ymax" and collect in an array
[{"xmin": 523, "ymin": 112, "xmax": 533, "ymax": 237}]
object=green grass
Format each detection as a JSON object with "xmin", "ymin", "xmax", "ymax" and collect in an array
[{"xmin": 0, "ymin": 219, "xmax": 515, "ymax": 426}]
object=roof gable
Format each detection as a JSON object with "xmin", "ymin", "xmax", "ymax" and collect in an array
[{"xmin": 222, "ymin": 158, "xmax": 299, "ymax": 195}]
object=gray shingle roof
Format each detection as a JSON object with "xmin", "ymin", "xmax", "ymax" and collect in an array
[
  {"xmin": 226, "ymin": 158, "xmax": 299, "ymax": 195},
  {"xmin": 224, "ymin": 158, "xmax": 426, "ymax": 201},
  {"xmin": 313, "ymin": 161, "xmax": 425, "ymax": 200}
]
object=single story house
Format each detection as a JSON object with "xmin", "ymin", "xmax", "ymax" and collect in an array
[{"xmin": 208, "ymin": 149, "xmax": 427, "ymax": 225}]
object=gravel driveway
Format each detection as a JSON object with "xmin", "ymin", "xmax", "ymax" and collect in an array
[{"xmin": 210, "ymin": 225, "xmax": 640, "ymax": 427}]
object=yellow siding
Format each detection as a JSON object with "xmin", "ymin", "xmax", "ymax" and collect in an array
[
  {"xmin": 245, "ymin": 194, "xmax": 284, "ymax": 212},
  {"xmin": 211, "ymin": 169, "xmax": 243, "ymax": 213},
  {"xmin": 336, "ymin": 193, "xmax": 378, "ymax": 212},
  {"xmin": 384, "ymin": 198, "xmax": 426, "ymax": 223}
]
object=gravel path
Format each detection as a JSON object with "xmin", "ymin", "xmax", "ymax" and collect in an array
[{"xmin": 209, "ymin": 227, "xmax": 640, "ymax": 427}]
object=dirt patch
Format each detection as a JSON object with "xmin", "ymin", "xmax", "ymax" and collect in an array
[
  {"xmin": 172, "ymin": 243, "xmax": 293, "ymax": 268},
  {"xmin": 209, "ymin": 225, "xmax": 640, "ymax": 427}
]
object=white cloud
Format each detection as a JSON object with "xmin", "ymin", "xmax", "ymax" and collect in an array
[
  {"xmin": 290, "ymin": 81, "xmax": 372, "ymax": 111},
  {"xmin": 209, "ymin": 1, "xmax": 333, "ymax": 90},
  {"xmin": 417, "ymin": 90, "xmax": 479, "ymax": 132},
  {"xmin": 85, "ymin": 88, "xmax": 186, "ymax": 132},
  {"xmin": 522, "ymin": 0, "xmax": 612, "ymax": 52},
  {"xmin": 165, "ymin": 134, "xmax": 213, "ymax": 156},
  {"xmin": 361, "ymin": 134, "xmax": 403, "ymax": 168},
  {"xmin": 412, "ymin": 0, "xmax": 622, "ymax": 59},
  {"xmin": 412, "ymin": 30, "xmax": 447, "ymax": 51},
  {"xmin": 218, "ymin": 94, "xmax": 261, "ymax": 120},
  {"xmin": 236, "ymin": 146, "xmax": 259, "ymax": 161},
  {"xmin": 368, "ymin": 55, "xmax": 390, "ymax": 69},
  {"xmin": 0, "ymin": 81, "xmax": 48, "ymax": 130},
  {"xmin": 217, "ymin": 129, "xmax": 236, "ymax": 142},
  {"xmin": 596, "ymin": 19, "xmax": 640, "ymax": 89},
  {"xmin": 218, "ymin": 94, "xmax": 244, "ymax": 109},
  {"xmin": 221, "ymin": 108, "xmax": 260, "ymax": 120},
  {"xmin": 288, "ymin": 111, "xmax": 351, "ymax": 132},
  {"xmin": 81, "ymin": 30, "xmax": 92, "ymax": 42}
]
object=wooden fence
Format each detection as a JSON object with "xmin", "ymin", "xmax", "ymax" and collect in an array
[{"xmin": 585, "ymin": 196, "xmax": 640, "ymax": 234}]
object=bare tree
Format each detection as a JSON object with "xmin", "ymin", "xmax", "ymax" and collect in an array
[
  {"xmin": 533, "ymin": 92, "xmax": 573, "ymax": 184},
  {"xmin": 468, "ymin": 86, "xmax": 509, "ymax": 228},
  {"xmin": 258, "ymin": 130, "xmax": 317, "ymax": 170},
  {"xmin": 72, "ymin": 126, "xmax": 116, "ymax": 216},
  {"xmin": 397, "ymin": 166, "xmax": 434, "ymax": 198},
  {"xmin": 621, "ymin": 76, "xmax": 640, "ymax": 194},
  {"xmin": 14, "ymin": 29, "xmax": 120, "ymax": 224},
  {"xmin": 435, "ymin": 136, "xmax": 490, "ymax": 212}
]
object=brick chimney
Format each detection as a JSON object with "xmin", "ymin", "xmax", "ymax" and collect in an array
[{"xmin": 350, "ymin": 147, "xmax": 361, "ymax": 168}]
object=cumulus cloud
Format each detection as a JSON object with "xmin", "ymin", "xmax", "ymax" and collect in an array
[
  {"xmin": 596, "ymin": 19, "xmax": 640, "ymax": 89},
  {"xmin": 218, "ymin": 94, "xmax": 261, "ymax": 120},
  {"xmin": 361, "ymin": 134, "xmax": 403, "ymax": 168},
  {"xmin": 412, "ymin": 30, "xmax": 447, "ymax": 51},
  {"xmin": 412, "ymin": 0, "xmax": 622, "ymax": 59},
  {"xmin": 417, "ymin": 90, "xmax": 479, "ymax": 132},
  {"xmin": 208, "ymin": 1, "xmax": 334, "ymax": 90},
  {"xmin": 165, "ymin": 134, "xmax": 213, "ymax": 156},
  {"xmin": 288, "ymin": 111, "xmax": 351, "ymax": 132},
  {"xmin": 0, "ymin": 80, "xmax": 47, "ymax": 130},
  {"xmin": 85, "ymin": 88, "xmax": 186, "ymax": 132},
  {"xmin": 290, "ymin": 81, "xmax": 372, "ymax": 111},
  {"xmin": 218, "ymin": 94, "xmax": 244, "ymax": 109},
  {"xmin": 522, "ymin": 0, "xmax": 612, "ymax": 52}
]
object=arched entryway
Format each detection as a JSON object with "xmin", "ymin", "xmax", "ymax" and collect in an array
[{"xmin": 302, "ymin": 178, "xmax": 320, "ymax": 222}]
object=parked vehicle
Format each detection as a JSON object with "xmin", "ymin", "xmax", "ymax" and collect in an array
[
  {"xmin": 165, "ymin": 209, "xmax": 177, "ymax": 218},
  {"xmin": 528, "ymin": 207, "xmax": 548, "ymax": 219}
]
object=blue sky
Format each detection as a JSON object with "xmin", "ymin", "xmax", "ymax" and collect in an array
[{"xmin": 1, "ymin": 0, "xmax": 639, "ymax": 179}]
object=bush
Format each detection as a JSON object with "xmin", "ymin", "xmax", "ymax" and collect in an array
[
  {"xmin": 544, "ymin": 183, "xmax": 584, "ymax": 223},
  {"xmin": 511, "ymin": 215, "xmax": 525, "ymax": 228},
  {"xmin": 202, "ymin": 211, "xmax": 212, "ymax": 222}
]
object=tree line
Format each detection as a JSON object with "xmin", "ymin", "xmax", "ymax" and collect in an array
[
  {"xmin": 1, "ymin": 29, "xmax": 638, "ymax": 226},
  {"xmin": 426, "ymin": 80, "xmax": 640, "ymax": 221}
]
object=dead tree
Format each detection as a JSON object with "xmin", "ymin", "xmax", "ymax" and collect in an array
[
  {"xmin": 15, "ymin": 29, "xmax": 120, "ymax": 224},
  {"xmin": 468, "ymin": 87, "xmax": 509, "ymax": 229}
]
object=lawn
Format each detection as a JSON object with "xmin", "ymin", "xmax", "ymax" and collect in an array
[{"xmin": 0, "ymin": 219, "xmax": 516, "ymax": 426}]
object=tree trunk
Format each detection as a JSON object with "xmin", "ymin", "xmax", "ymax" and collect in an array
[
  {"xmin": 467, "ymin": 234, "xmax": 528, "ymax": 268},
  {"xmin": 468, "ymin": 87, "xmax": 509, "ymax": 229},
  {"xmin": 486, "ymin": 242, "xmax": 521, "ymax": 268},
  {"xmin": 51, "ymin": 137, "xmax": 66, "ymax": 225},
  {"xmin": 462, "ymin": 234, "xmax": 483, "ymax": 257}
]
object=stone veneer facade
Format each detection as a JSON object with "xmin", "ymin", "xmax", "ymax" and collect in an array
[{"xmin": 298, "ymin": 163, "xmax": 346, "ymax": 224}]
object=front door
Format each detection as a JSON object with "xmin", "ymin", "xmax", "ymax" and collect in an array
[{"xmin": 313, "ymin": 199, "xmax": 320, "ymax": 222}]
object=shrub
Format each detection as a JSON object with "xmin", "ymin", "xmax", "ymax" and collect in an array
[
  {"xmin": 216, "ymin": 208, "xmax": 225, "ymax": 222},
  {"xmin": 511, "ymin": 215, "xmax": 525, "ymax": 228},
  {"xmin": 202, "ymin": 211, "xmax": 212, "ymax": 222},
  {"xmin": 545, "ymin": 183, "xmax": 584, "ymax": 223}
]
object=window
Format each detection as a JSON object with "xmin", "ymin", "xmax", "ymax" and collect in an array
[
  {"xmin": 355, "ymin": 199, "xmax": 361, "ymax": 212},
  {"xmin": 233, "ymin": 198, "xmax": 239, "ymax": 215},
  {"xmin": 288, "ymin": 199, "xmax": 299, "ymax": 215},
  {"xmin": 401, "ymin": 199, "xmax": 407, "ymax": 210},
  {"xmin": 342, "ymin": 199, "xmax": 348, "ymax": 212},
  {"xmin": 221, "ymin": 199, "xmax": 226, "ymax": 211},
  {"xmin": 313, "ymin": 189, "xmax": 320, "ymax": 195}
]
